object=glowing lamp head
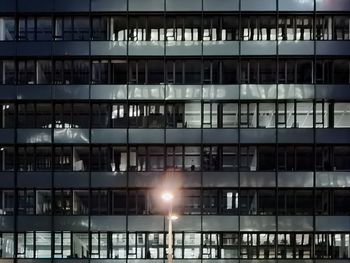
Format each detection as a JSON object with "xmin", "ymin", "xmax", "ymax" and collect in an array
[
  {"xmin": 161, "ymin": 192, "xmax": 174, "ymax": 202},
  {"xmin": 169, "ymin": 214, "xmax": 178, "ymax": 221}
]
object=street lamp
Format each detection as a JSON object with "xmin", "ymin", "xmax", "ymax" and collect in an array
[{"xmin": 161, "ymin": 191, "xmax": 177, "ymax": 263}]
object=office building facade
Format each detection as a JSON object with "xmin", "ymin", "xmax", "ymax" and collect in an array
[{"xmin": 0, "ymin": 0, "xmax": 350, "ymax": 261}]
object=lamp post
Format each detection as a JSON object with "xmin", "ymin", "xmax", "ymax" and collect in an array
[{"xmin": 161, "ymin": 191, "xmax": 177, "ymax": 263}]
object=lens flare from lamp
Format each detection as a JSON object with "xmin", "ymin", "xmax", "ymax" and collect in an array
[{"xmin": 161, "ymin": 192, "xmax": 174, "ymax": 202}]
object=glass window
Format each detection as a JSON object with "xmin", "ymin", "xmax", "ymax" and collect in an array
[
  {"xmin": 0, "ymin": 103, "xmax": 15, "ymax": 128},
  {"xmin": 240, "ymin": 190, "xmax": 258, "ymax": 215},
  {"xmin": 202, "ymin": 190, "xmax": 218, "ymax": 214},
  {"xmin": 129, "ymin": 103, "xmax": 164, "ymax": 128},
  {"xmin": 185, "ymin": 60, "xmax": 201, "ymax": 84},
  {"xmin": 148, "ymin": 16, "xmax": 165, "ymax": 41},
  {"xmin": 221, "ymin": 190, "xmax": 239, "ymax": 215},
  {"xmin": 129, "ymin": 16, "xmax": 147, "ymax": 41},
  {"xmin": 0, "ymin": 233, "xmax": 14, "ymax": 258},
  {"xmin": 92, "ymin": 103, "xmax": 110, "ymax": 128},
  {"xmin": 278, "ymin": 233, "xmax": 312, "ymax": 259},
  {"xmin": 258, "ymin": 103, "xmax": 275, "ymax": 128},
  {"xmin": 36, "ymin": 17, "xmax": 52, "ymax": 41},
  {"xmin": 295, "ymin": 190, "xmax": 313, "ymax": 215},
  {"xmin": 128, "ymin": 233, "xmax": 146, "ymax": 258},
  {"xmin": 112, "ymin": 190, "xmax": 126, "ymax": 215},
  {"xmin": 128, "ymin": 190, "xmax": 147, "ymax": 215},
  {"xmin": 63, "ymin": 60, "xmax": 72, "ymax": 84},
  {"xmin": 72, "ymin": 146, "xmax": 89, "ymax": 171},
  {"xmin": 184, "ymin": 103, "xmax": 201, "ymax": 128},
  {"xmin": 72, "ymin": 60, "xmax": 90, "ymax": 84},
  {"xmin": 241, "ymin": 16, "xmax": 276, "ymax": 41},
  {"xmin": 203, "ymin": 103, "xmax": 218, "ymax": 128},
  {"xmin": 259, "ymin": 59, "xmax": 276, "ymax": 84},
  {"xmin": 315, "ymin": 233, "xmax": 350, "ymax": 259},
  {"xmin": 240, "ymin": 146, "xmax": 257, "ymax": 171},
  {"xmin": 334, "ymin": 16, "xmax": 350, "ymax": 40},
  {"xmin": 183, "ymin": 233, "xmax": 201, "ymax": 258},
  {"xmin": 279, "ymin": 16, "xmax": 313, "ymax": 41},
  {"xmin": 296, "ymin": 102, "xmax": 313, "ymax": 128},
  {"xmin": 297, "ymin": 60, "xmax": 313, "ymax": 83},
  {"xmin": 54, "ymin": 232, "xmax": 71, "ymax": 258},
  {"xmin": 17, "ymin": 146, "xmax": 35, "ymax": 171},
  {"xmin": 129, "ymin": 146, "xmax": 146, "ymax": 172},
  {"xmin": 35, "ymin": 232, "xmax": 51, "ymax": 258},
  {"xmin": 184, "ymin": 146, "xmax": 200, "ymax": 171},
  {"xmin": 0, "ymin": 146, "xmax": 15, "ymax": 171},
  {"xmin": 36, "ymin": 190, "xmax": 51, "ymax": 215},
  {"xmin": 203, "ymin": 60, "xmax": 219, "ymax": 84},
  {"xmin": 166, "ymin": 103, "xmax": 184, "ymax": 128},
  {"xmin": 92, "ymin": 60, "xmax": 108, "ymax": 84},
  {"xmin": 203, "ymin": 233, "xmax": 220, "ymax": 258},
  {"xmin": 180, "ymin": 189, "xmax": 201, "ymax": 215},
  {"xmin": 147, "ymin": 60, "xmax": 164, "ymax": 84},
  {"xmin": 0, "ymin": 17, "xmax": 15, "ymax": 40},
  {"xmin": 316, "ymin": 145, "xmax": 332, "ymax": 171},
  {"xmin": 242, "ymin": 233, "xmax": 259, "ymax": 259},
  {"xmin": 53, "ymin": 60, "xmax": 63, "ymax": 84},
  {"xmin": 278, "ymin": 102, "xmax": 295, "ymax": 128},
  {"xmin": 111, "ymin": 16, "xmax": 127, "ymax": 41},
  {"xmin": 334, "ymin": 103, "xmax": 350, "ymax": 128},
  {"xmin": 0, "ymin": 190, "xmax": 15, "ymax": 215},
  {"xmin": 278, "ymin": 16, "xmax": 294, "ymax": 40},
  {"xmin": 36, "ymin": 103, "xmax": 52, "ymax": 128},
  {"xmin": 91, "ymin": 190, "xmax": 108, "ymax": 215},
  {"xmin": 334, "ymin": 190, "xmax": 350, "ymax": 215},
  {"xmin": 18, "ymin": 189, "xmax": 35, "ymax": 215},
  {"xmin": 91, "ymin": 232, "xmax": 108, "ymax": 258},
  {"xmin": 18, "ymin": 17, "xmax": 35, "ymax": 41},
  {"xmin": 222, "ymin": 233, "xmax": 239, "ymax": 258},
  {"xmin": 73, "ymin": 103, "xmax": 90, "ymax": 128},
  {"xmin": 147, "ymin": 233, "xmax": 164, "ymax": 258},
  {"xmin": 18, "ymin": 103, "xmax": 34, "ymax": 128},
  {"xmin": 316, "ymin": 101, "xmax": 330, "ymax": 128},
  {"xmin": 279, "ymin": 190, "xmax": 313, "ymax": 215},
  {"xmin": 203, "ymin": 16, "xmax": 220, "ymax": 41},
  {"xmin": 92, "ymin": 16, "xmax": 108, "ymax": 40},
  {"xmin": 258, "ymin": 146, "xmax": 276, "ymax": 171},
  {"xmin": 129, "ymin": 60, "xmax": 146, "ymax": 84},
  {"xmin": 334, "ymin": 60, "xmax": 350, "ymax": 84},
  {"xmin": 316, "ymin": 16, "xmax": 332, "ymax": 40},
  {"xmin": 111, "ymin": 233, "xmax": 127, "ymax": 258},
  {"xmin": 166, "ymin": 146, "xmax": 183, "ymax": 171},
  {"xmin": 91, "ymin": 146, "xmax": 127, "ymax": 172},
  {"xmin": 17, "ymin": 232, "xmax": 34, "ymax": 258},
  {"xmin": 72, "ymin": 17, "xmax": 90, "ymax": 40},
  {"xmin": 111, "ymin": 60, "xmax": 127, "ymax": 84},
  {"xmin": 18, "ymin": 60, "xmax": 35, "ymax": 84},
  {"xmin": 54, "ymin": 147, "xmax": 72, "ymax": 171},
  {"xmin": 334, "ymin": 146, "xmax": 350, "ymax": 170},
  {"xmin": 54, "ymin": 190, "xmax": 71, "ymax": 215},
  {"xmin": 222, "ymin": 103, "xmax": 238, "ymax": 128},
  {"xmin": 222, "ymin": 146, "xmax": 238, "ymax": 171},
  {"xmin": 72, "ymin": 190, "xmax": 89, "ymax": 215},
  {"xmin": 295, "ymin": 146, "xmax": 313, "ymax": 170},
  {"xmin": 240, "ymin": 103, "xmax": 257, "ymax": 128},
  {"xmin": 0, "ymin": 60, "xmax": 16, "ymax": 84},
  {"xmin": 203, "ymin": 146, "xmax": 219, "ymax": 171},
  {"xmin": 72, "ymin": 233, "xmax": 89, "ymax": 258},
  {"xmin": 37, "ymin": 60, "xmax": 52, "ymax": 84},
  {"xmin": 222, "ymin": 60, "xmax": 238, "ymax": 84},
  {"xmin": 148, "ymin": 146, "xmax": 164, "ymax": 171}
]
